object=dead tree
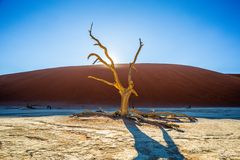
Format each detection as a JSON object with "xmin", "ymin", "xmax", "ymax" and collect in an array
[
  {"xmin": 87, "ymin": 23, "xmax": 143, "ymax": 116},
  {"xmin": 75, "ymin": 24, "xmax": 198, "ymax": 132}
]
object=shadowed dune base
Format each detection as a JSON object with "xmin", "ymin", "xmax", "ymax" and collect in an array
[
  {"xmin": 228, "ymin": 74, "xmax": 240, "ymax": 78},
  {"xmin": 0, "ymin": 63, "xmax": 240, "ymax": 107},
  {"xmin": 0, "ymin": 116, "xmax": 239, "ymax": 160}
]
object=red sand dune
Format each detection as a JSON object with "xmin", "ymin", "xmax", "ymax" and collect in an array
[
  {"xmin": 0, "ymin": 64, "xmax": 240, "ymax": 107},
  {"xmin": 227, "ymin": 74, "xmax": 240, "ymax": 78}
]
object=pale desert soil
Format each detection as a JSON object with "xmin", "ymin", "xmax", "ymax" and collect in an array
[{"xmin": 0, "ymin": 116, "xmax": 239, "ymax": 160}]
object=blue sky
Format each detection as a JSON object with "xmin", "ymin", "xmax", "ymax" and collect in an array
[{"xmin": 0, "ymin": 0, "xmax": 240, "ymax": 75}]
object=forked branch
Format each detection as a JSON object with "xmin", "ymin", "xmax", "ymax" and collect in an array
[
  {"xmin": 89, "ymin": 23, "xmax": 115, "ymax": 66},
  {"xmin": 88, "ymin": 53, "xmax": 109, "ymax": 67},
  {"xmin": 88, "ymin": 23, "xmax": 123, "ymax": 90},
  {"xmin": 128, "ymin": 38, "xmax": 144, "ymax": 84}
]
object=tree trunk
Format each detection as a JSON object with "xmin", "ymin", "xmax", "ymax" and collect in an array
[{"xmin": 120, "ymin": 91, "xmax": 132, "ymax": 116}]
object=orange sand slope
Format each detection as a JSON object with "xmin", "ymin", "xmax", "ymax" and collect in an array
[{"xmin": 0, "ymin": 64, "xmax": 240, "ymax": 107}]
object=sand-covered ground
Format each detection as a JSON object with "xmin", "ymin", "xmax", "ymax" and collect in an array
[{"xmin": 0, "ymin": 116, "xmax": 239, "ymax": 160}]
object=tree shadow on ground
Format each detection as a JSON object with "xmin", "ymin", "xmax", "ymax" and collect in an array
[{"xmin": 123, "ymin": 119, "xmax": 185, "ymax": 160}]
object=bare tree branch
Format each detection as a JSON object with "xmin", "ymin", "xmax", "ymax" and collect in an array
[
  {"xmin": 88, "ymin": 76, "xmax": 115, "ymax": 87},
  {"xmin": 88, "ymin": 23, "xmax": 124, "ymax": 90},
  {"xmin": 87, "ymin": 53, "xmax": 109, "ymax": 67},
  {"xmin": 89, "ymin": 23, "xmax": 115, "ymax": 66},
  {"xmin": 132, "ymin": 38, "xmax": 144, "ymax": 64},
  {"xmin": 128, "ymin": 38, "xmax": 144, "ymax": 85},
  {"xmin": 132, "ymin": 89, "xmax": 138, "ymax": 97},
  {"xmin": 92, "ymin": 58, "xmax": 99, "ymax": 64}
]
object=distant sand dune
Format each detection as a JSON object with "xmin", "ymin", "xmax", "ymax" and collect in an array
[
  {"xmin": 0, "ymin": 64, "xmax": 240, "ymax": 107},
  {"xmin": 227, "ymin": 74, "xmax": 240, "ymax": 78}
]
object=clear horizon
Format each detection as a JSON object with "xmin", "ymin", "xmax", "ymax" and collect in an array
[{"xmin": 1, "ymin": 0, "xmax": 240, "ymax": 75}]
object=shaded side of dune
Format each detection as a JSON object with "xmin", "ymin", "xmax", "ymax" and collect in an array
[
  {"xmin": 0, "ymin": 64, "xmax": 240, "ymax": 107},
  {"xmin": 227, "ymin": 74, "xmax": 240, "ymax": 78}
]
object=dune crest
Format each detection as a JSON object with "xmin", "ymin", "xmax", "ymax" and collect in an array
[{"xmin": 0, "ymin": 64, "xmax": 240, "ymax": 107}]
